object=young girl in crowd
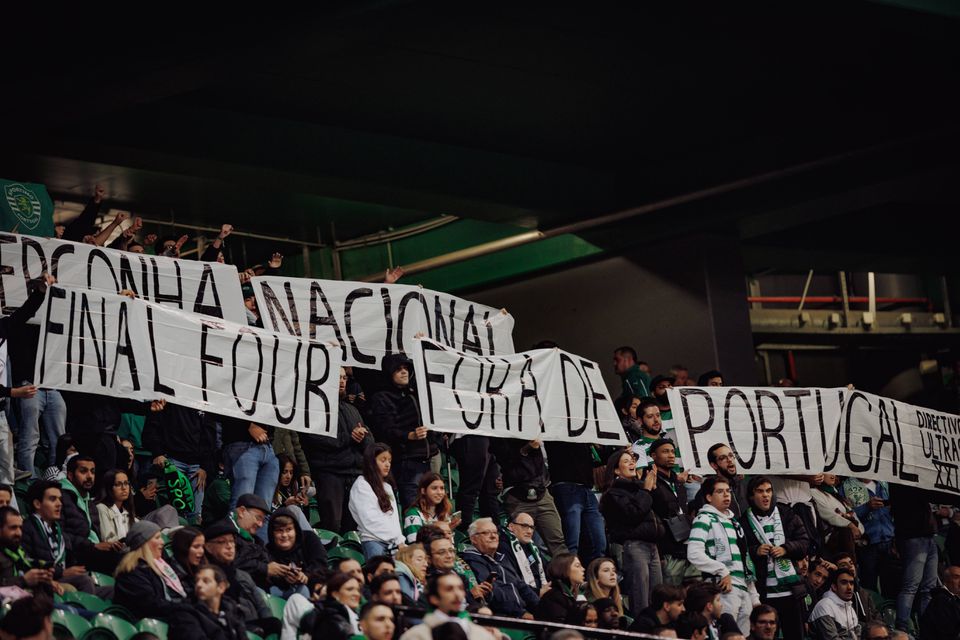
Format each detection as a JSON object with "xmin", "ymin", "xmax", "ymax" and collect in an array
[
  {"xmin": 349, "ymin": 443, "xmax": 404, "ymax": 559},
  {"xmin": 96, "ymin": 469, "xmax": 138, "ymax": 542},
  {"xmin": 402, "ymin": 472, "xmax": 458, "ymax": 543},
  {"xmin": 536, "ymin": 553, "xmax": 588, "ymax": 623},
  {"xmin": 586, "ymin": 557, "xmax": 627, "ymax": 621},
  {"xmin": 169, "ymin": 526, "xmax": 205, "ymax": 593},
  {"xmin": 273, "ymin": 454, "xmax": 307, "ymax": 511},
  {"xmin": 394, "ymin": 543, "xmax": 428, "ymax": 601}
]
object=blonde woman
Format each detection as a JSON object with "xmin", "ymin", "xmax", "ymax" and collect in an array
[
  {"xmin": 394, "ymin": 543, "xmax": 428, "ymax": 601},
  {"xmin": 114, "ymin": 521, "xmax": 189, "ymax": 621},
  {"xmin": 587, "ymin": 557, "xmax": 626, "ymax": 619}
]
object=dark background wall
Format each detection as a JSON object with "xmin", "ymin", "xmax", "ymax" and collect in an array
[{"xmin": 469, "ymin": 233, "xmax": 758, "ymax": 394}]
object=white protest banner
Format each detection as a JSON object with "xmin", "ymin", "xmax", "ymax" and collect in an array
[
  {"xmin": 0, "ymin": 233, "xmax": 247, "ymax": 325},
  {"xmin": 35, "ymin": 285, "xmax": 339, "ymax": 435},
  {"xmin": 834, "ymin": 390, "xmax": 954, "ymax": 494},
  {"xmin": 667, "ymin": 386, "xmax": 845, "ymax": 476},
  {"xmin": 411, "ymin": 338, "xmax": 627, "ymax": 446},
  {"xmin": 251, "ymin": 276, "xmax": 515, "ymax": 370}
]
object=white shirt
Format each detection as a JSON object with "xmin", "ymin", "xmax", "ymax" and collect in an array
[{"xmin": 348, "ymin": 476, "xmax": 405, "ymax": 547}]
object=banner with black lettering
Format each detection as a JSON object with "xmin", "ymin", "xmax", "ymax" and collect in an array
[
  {"xmin": 838, "ymin": 391, "xmax": 946, "ymax": 493},
  {"xmin": 0, "ymin": 233, "xmax": 247, "ymax": 325},
  {"xmin": 667, "ymin": 386, "xmax": 845, "ymax": 476},
  {"xmin": 411, "ymin": 338, "xmax": 627, "ymax": 445},
  {"xmin": 669, "ymin": 386, "xmax": 960, "ymax": 495},
  {"xmin": 35, "ymin": 286, "xmax": 339, "ymax": 435},
  {"xmin": 251, "ymin": 276, "xmax": 515, "ymax": 370}
]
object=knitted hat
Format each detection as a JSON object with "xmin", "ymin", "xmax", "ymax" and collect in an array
[{"xmin": 125, "ymin": 520, "xmax": 161, "ymax": 551}]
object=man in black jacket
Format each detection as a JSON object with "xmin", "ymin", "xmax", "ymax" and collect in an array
[
  {"xmin": 367, "ymin": 354, "xmax": 438, "ymax": 508},
  {"xmin": 489, "ymin": 438, "xmax": 567, "ymax": 556},
  {"xmin": 630, "ymin": 583, "xmax": 686, "ymax": 633},
  {"xmin": 0, "ymin": 273, "xmax": 50, "ymax": 484},
  {"xmin": 920, "ymin": 565, "xmax": 960, "ymax": 640},
  {"xmin": 203, "ymin": 518, "xmax": 277, "ymax": 635},
  {"xmin": 648, "ymin": 439, "xmax": 698, "ymax": 586},
  {"xmin": 229, "ymin": 493, "xmax": 297, "ymax": 590},
  {"xmin": 141, "ymin": 400, "xmax": 219, "ymax": 524},
  {"xmin": 59, "ymin": 456, "xmax": 124, "ymax": 573},
  {"xmin": 301, "ymin": 367, "xmax": 373, "ymax": 532},
  {"xmin": 741, "ymin": 476, "xmax": 810, "ymax": 640},
  {"xmin": 20, "ymin": 480, "xmax": 95, "ymax": 594},
  {"xmin": 0, "ymin": 506, "xmax": 57, "ymax": 592}
]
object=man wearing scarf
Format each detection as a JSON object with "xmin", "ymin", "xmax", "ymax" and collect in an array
[
  {"xmin": 741, "ymin": 476, "xmax": 810, "ymax": 640},
  {"xmin": 498, "ymin": 512, "xmax": 548, "ymax": 594},
  {"xmin": 687, "ymin": 475, "xmax": 759, "ymax": 633}
]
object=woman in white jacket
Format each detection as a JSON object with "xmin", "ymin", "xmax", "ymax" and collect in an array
[
  {"xmin": 349, "ymin": 442, "xmax": 405, "ymax": 559},
  {"xmin": 96, "ymin": 469, "xmax": 138, "ymax": 542}
]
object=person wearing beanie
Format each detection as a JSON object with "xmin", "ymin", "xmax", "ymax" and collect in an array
[
  {"xmin": 367, "ymin": 353, "xmax": 439, "ymax": 508},
  {"xmin": 114, "ymin": 520, "xmax": 192, "ymax": 622}
]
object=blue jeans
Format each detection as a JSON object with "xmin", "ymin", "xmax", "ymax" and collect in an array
[
  {"xmin": 622, "ymin": 540, "xmax": 662, "ymax": 615},
  {"xmin": 551, "ymin": 483, "xmax": 607, "ymax": 560},
  {"xmin": 270, "ymin": 584, "xmax": 310, "ymax": 600},
  {"xmin": 396, "ymin": 457, "xmax": 431, "ymax": 509},
  {"xmin": 168, "ymin": 458, "xmax": 204, "ymax": 524},
  {"xmin": 362, "ymin": 540, "xmax": 390, "ymax": 560},
  {"xmin": 224, "ymin": 442, "xmax": 280, "ymax": 539},
  {"xmin": 896, "ymin": 536, "xmax": 938, "ymax": 630},
  {"xmin": 12, "ymin": 386, "xmax": 66, "ymax": 476}
]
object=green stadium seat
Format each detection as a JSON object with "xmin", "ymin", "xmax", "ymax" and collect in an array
[
  {"xmin": 340, "ymin": 531, "xmax": 362, "ymax": 549},
  {"xmin": 265, "ymin": 594, "xmax": 286, "ymax": 620},
  {"xmin": 246, "ymin": 632, "xmax": 263, "ymax": 640},
  {"xmin": 313, "ymin": 528, "xmax": 342, "ymax": 547},
  {"xmin": 81, "ymin": 613, "xmax": 138, "ymax": 640},
  {"xmin": 52, "ymin": 608, "xmax": 92, "ymax": 640},
  {"xmin": 137, "ymin": 618, "xmax": 169, "ymax": 640},
  {"xmin": 62, "ymin": 591, "xmax": 109, "ymax": 613},
  {"xmin": 90, "ymin": 572, "xmax": 115, "ymax": 587},
  {"xmin": 101, "ymin": 605, "xmax": 136, "ymax": 623},
  {"xmin": 327, "ymin": 545, "xmax": 364, "ymax": 566}
]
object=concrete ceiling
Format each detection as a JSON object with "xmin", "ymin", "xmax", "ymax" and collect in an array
[{"xmin": 2, "ymin": 1, "xmax": 959, "ymax": 272}]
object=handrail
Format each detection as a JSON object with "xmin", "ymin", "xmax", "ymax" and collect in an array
[{"xmin": 391, "ymin": 604, "xmax": 681, "ymax": 640}]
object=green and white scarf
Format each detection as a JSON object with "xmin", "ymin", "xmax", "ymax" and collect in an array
[
  {"xmin": 746, "ymin": 506, "xmax": 800, "ymax": 597},
  {"xmin": 503, "ymin": 527, "xmax": 546, "ymax": 590}
]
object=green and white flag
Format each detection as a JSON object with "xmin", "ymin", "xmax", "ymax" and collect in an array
[{"xmin": 0, "ymin": 179, "xmax": 55, "ymax": 237}]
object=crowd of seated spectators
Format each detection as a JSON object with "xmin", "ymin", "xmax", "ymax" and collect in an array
[{"xmin": 1, "ymin": 185, "xmax": 959, "ymax": 640}]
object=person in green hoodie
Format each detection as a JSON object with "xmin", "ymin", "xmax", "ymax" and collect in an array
[{"xmin": 613, "ymin": 346, "xmax": 652, "ymax": 400}]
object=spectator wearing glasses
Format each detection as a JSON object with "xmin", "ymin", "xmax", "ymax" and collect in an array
[
  {"xmin": 688, "ymin": 476, "xmax": 759, "ymax": 633},
  {"xmin": 461, "ymin": 517, "xmax": 539, "ymax": 618},
  {"xmin": 498, "ymin": 511, "xmax": 548, "ymax": 595},
  {"xmin": 690, "ymin": 444, "xmax": 748, "ymax": 519},
  {"xmin": 747, "ymin": 604, "xmax": 778, "ymax": 640}
]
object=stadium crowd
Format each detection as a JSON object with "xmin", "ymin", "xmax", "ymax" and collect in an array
[{"xmin": 1, "ymin": 186, "xmax": 959, "ymax": 640}]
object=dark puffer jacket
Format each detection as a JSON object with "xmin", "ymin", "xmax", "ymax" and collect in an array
[
  {"xmin": 367, "ymin": 354, "xmax": 438, "ymax": 460},
  {"xmin": 600, "ymin": 478, "xmax": 664, "ymax": 544}
]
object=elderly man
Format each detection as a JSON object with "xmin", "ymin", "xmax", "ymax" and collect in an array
[
  {"xmin": 920, "ymin": 565, "xmax": 960, "ymax": 639},
  {"xmin": 498, "ymin": 512, "xmax": 548, "ymax": 595},
  {"xmin": 231, "ymin": 493, "xmax": 300, "ymax": 590},
  {"xmin": 203, "ymin": 519, "xmax": 274, "ymax": 634},
  {"xmin": 461, "ymin": 517, "xmax": 539, "ymax": 618}
]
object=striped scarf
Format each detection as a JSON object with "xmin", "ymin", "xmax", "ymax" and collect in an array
[{"xmin": 746, "ymin": 506, "xmax": 800, "ymax": 597}]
